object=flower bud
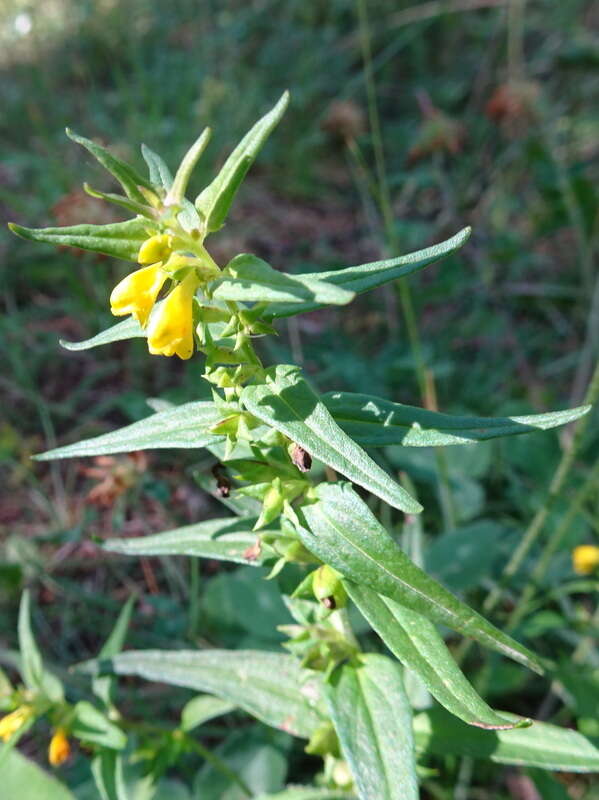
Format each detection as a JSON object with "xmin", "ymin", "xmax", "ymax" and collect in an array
[
  {"xmin": 137, "ymin": 233, "xmax": 172, "ymax": 265},
  {"xmin": 312, "ymin": 565, "xmax": 347, "ymax": 610},
  {"xmin": 305, "ymin": 721, "xmax": 340, "ymax": 757},
  {"xmin": 48, "ymin": 728, "xmax": 71, "ymax": 767}
]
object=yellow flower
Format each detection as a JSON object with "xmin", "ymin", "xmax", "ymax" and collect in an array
[
  {"xmin": 573, "ymin": 545, "xmax": 599, "ymax": 575},
  {"xmin": 0, "ymin": 705, "xmax": 34, "ymax": 742},
  {"xmin": 147, "ymin": 273, "xmax": 198, "ymax": 359},
  {"xmin": 48, "ymin": 728, "xmax": 70, "ymax": 767},
  {"xmin": 110, "ymin": 263, "xmax": 168, "ymax": 326},
  {"xmin": 137, "ymin": 234, "xmax": 172, "ymax": 265}
]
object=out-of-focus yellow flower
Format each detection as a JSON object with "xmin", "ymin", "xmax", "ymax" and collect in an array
[
  {"xmin": 48, "ymin": 728, "xmax": 70, "ymax": 767},
  {"xmin": 137, "ymin": 234, "xmax": 172, "ymax": 265},
  {"xmin": 0, "ymin": 705, "xmax": 34, "ymax": 741},
  {"xmin": 110, "ymin": 263, "xmax": 168, "ymax": 326},
  {"xmin": 147, "ymin": 272, "xmax": 198, "ymax": 359},
  {"xmin": 573, "ymin": 545, "xmax": 599, "ymax": 575}
]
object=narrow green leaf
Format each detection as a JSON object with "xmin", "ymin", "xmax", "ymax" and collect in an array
[
  {"xmin": 71, "ymin": 701, "xmax": 127, "ymax": 749},
  {"xmin": 346, "ymin": 582, "xmax": 528, "ymax": 729},
  {"xmin": 298, "ymin": 483, "xmax": 543, "ymax": 674},
  {"xmin": 18, "ymin": 591, "xmax": 63, "ymax": 703},
  {"xmin": 60, "ymin": 317, "xmax": 145, "ymax": 351},
  {"xmin": 326, "ymin": 654, "xmax": 417, "ymax": 800},
  {"xmin": 9, "ymin": 218, "xmax": 150, "ymax": 262},
  {"xmin": 264, "ymin": 227, "xmax": 470, "ymax": 319},
  {"xmin": 84, "ymin": 183, "xmax": 153, "ymax": 218},
  {"xmin": 212, "ymin": 254, "xmax": 355, "ymax": 306},
  {"xmin": 17, "ymin": 591, "xmax": 43, "ymax": 691},
  {"xmin": 414, "ymin": 708, "xmax": 599, "ymax": 771},
  {"xmin": 103, "ymin": 516, "xmax": 273, "ymax": 566},
  {"xmin": 196, "ymin": 91, "xmax": 289, "ymax": 232},
  {"xmin": 78, "ymin": 649, "xmax": 325, "ymax": 739},
  {"xmin": 324, "ymin": 391, "xmax": 591, "ymax": 447},
  {"xmin": 34, "ymin": 401, "xmax": 226, "ymax": 460},
  {"xmin": 91, "ymin": 750, "xmax": 127, "ymax": 800},
  {"xmin": 181, "ymin": 695, "xmax": 236, "ymax": 732},
  {"xmin": 141, "ymin": 144, "xmax": 174, "ymax": 191},
  {"xmin": 93, "ymin": 596, "xmax": 135, "ymax": 708},
  {"xmin": 241, "ymin": 365, "xmax": 421, "ymax": 514},
  {"xmin": 0, "ymin": 749, "xmax": 75, "ymax": 800},
  {"xmin": 168, "ymin": 128, "xmax": 211, "ymax": 203},
  {"xmin": 67, "ymin": 128, "xmax": 154, "ymax": 203}
]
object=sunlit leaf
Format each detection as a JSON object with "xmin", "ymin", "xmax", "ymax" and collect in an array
[
  {"xmin": 9, "ymin": 218, "xmax": 150, "ymax": 262},
  {"xmin": 196, "ymin": 91, "xmax": 289, "ymax": 232},
  {"xmin": 78, "ymin": 649, "xmax": 325, "ymax": 739},
  {"xmin": 298, "ymin": 483, "xmax": 543, "ymax": 674},
  {"xmin": 346, "ymin": 583, "xmax": 528, "ymax": 729},
  {"xmin": 241, "ymin": 365, "xmax": 421, "ymax": 514},
  {"xmin": 324, "ymin": 391, "xmax": 591, "ymax": 447},
  {"xmin": 103, "ymin": 516, "xmax": 273, "ymax": 566},
  {"xmin": 264, "ymin": 227, "xmax": 470, "ymax": 319},
  {"xmin": 34, "ymin": 401, "xmax": 226, "ymax": 460}
]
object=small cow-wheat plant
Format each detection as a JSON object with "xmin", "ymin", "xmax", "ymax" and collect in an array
[{"xmin": 5, "ymin": 93, "xmax": 597, "ymax": 798}]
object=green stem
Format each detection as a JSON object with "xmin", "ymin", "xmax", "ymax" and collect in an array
[
  {"xmin": 507, "ymin": 0, "xmax": 526, "ymax": 83},
  {"xmin": 355, "ymin": 0, "xmax": 455, "ymax": 528},
  {"xmin": 506, "ymin": 457, "xmax": 599, "ymax": 632},
  {"xmin": 456, "ymin": 359, "xmax": 599, "ymax": 668}
]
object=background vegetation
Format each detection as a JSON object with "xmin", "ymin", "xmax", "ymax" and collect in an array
[{"xmin": 1, "ymin": 0, "xmax": 597, "ymax": 797}]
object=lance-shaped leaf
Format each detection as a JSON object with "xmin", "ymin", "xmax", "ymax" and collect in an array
[
  {"xmin": 71, "ymin": 701, "xmax": 127, "ymax": 749},
  {"xmin": 298, "ymin": 483, "xmax": 543, "ymax": 674},
  {"xmin": 18, "ymin": 591, "xmax": 63, "ymax": 703},
  {"xmin": 264, "ymin": 227, "xmax": 470, "ymax": 320},
  {"xmin": 346, "ymin": 582, "xmax": 528, "ymax": 730},
  {"xmin": 78, "ymin": 649, "xmax": 325, "ymax": 739},
  {"xmin": 211, "ymin": 254, "xmax": 355, "ymax": 306},
  {"xmin": 141, "ymin": 144, "xmax": 174, "ymax": 191},
  {"xmin": 83, "ymin": 183, "xmax": 153, "ymax": 218},
  {"xmin": 324, "ymin": 391, "xmax": 591, "ymax": 447},
  {"xmin": 35, "ymin": 401, "xmax": 226, "ymax": 460},
  {"xmin": 60, "ymin": 316, "xmax": 145, "ymax": 351},
  {"xmin": 103, "ymin": 516, "xmax": 273, "ymax": 566},
  {"xmin": 325, "ymin": 655, "xmax": 417, "ymax": 800},
  {"xmin": 93, "ymin": 596, "xmax": 135, "ymax": 709},
  {"xmin": 241, "ymin": 365, "xmax": 420, "ymax": 513},
  {"xmin": 67, "ymin": 128, "xmax": 154, "ymax": 203},
  {"xmin": 196, "ymin": 91, "xmax": 289, "ymax": 232},
  {"xmin": 9, "ymin": 218, "xmax": 150, "ymax": 262},
  {"xmin": 414, "ymin": 708, "xmax": 599, "ymax": 771}
]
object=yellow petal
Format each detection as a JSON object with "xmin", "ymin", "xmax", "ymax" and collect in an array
[
  {"xmin": 110, "ymin": 263, "xmax": 168, "ymax": 326},
  {"xmin": 138, "ymin": 234, "xmax": 172, "ymax": 265},
  {"xmin": 572, "ymin": 545, "xmax": 599, "ymax": 575},
  {"xmin": 0, "ymin": 706, "xmax": 33, "ymax": 742},
  {"xmin": 147, "ymin": 273, "xmax": 197, "ymax": 360},
  {"xmin": 48, "ymin": 728, "xmax": 70, "ymax": 767}
]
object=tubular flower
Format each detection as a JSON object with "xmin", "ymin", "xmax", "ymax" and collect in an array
[
  {"xmin": 147, "ymin": 272, "xmax": 198, "ymax": 359},
  {"xmin": 110, "ymin": 263, "xmax": 168, "ymax": 326},
  {"xmin": 572, "ymin": 545, "xmax": 599, "ymax": 575},
  {"xmin": 0, "ymin": 705, "xmax": 34, "ymax": 741},
  {"xmin": 48, "ymin": 728, "xmax": 71, "ymax": 767}
]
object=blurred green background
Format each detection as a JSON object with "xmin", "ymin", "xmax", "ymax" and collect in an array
[{"xmin": 1, "ymin": 0, "xmax": 598, "ymax": 797}]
